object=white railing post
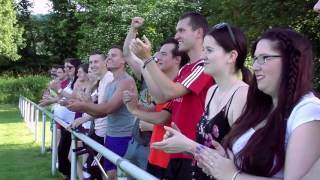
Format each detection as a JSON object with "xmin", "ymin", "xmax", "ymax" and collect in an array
[
  {"xmin": 70, "ymin": 134, "xmax": 77, "ymax": 180},
  {"xmin": 31, "ymin": 104, "xmax": 35, "ymax": 133},
  {"xmin": 23, "ymin": 99, "xmax": 26, "ymax": 120},
  {"xmin": 41, "ymin": 112, "xmax": 46, "ymax": 154},
  {"xmin": 35, "ymin": 108, "xmax": 39, "ymax": 142},
  {"xmin": 51, "ymin": 117, "xmax": 57, "ymax": 175},
  {"xmin": 27, "ymin": 101, "xmax": 30, "ymax": 128}
]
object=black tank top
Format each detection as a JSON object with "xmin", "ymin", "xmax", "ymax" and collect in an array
[
  {"xmin": 192, "ymin": 86, "xmax": 241, "ymax": 180},
  {"xmin": 196, "ymin": 86, "xmax": 240, "ymax": 147}
]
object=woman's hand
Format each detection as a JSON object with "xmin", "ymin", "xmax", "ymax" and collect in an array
[
  {"xmin": 195, "ymin": 142, "xmax": 237, "ymax": 180},
  {"xmin": 152, "ymin": 123, "xmax": 195, "ymax": 153}
]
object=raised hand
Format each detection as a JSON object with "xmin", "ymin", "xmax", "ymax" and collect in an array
[
  {"xmin": 130, "ymin": 35, "xmax": 152, "ymax": 61},
  {"xmin": 131, "ymin": 17, "xmax": 144, "ymax": 29}
]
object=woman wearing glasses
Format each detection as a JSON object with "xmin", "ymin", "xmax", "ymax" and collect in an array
[
  {"xmin": 194, "ymin": 28, "xmax": 320, "ymax": 180},
  {"xmin": 152, "ymin": 23, "xmax": 251, "ymax": 179}
]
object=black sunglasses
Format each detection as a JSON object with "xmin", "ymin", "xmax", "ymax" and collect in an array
[{"xmin": 209, "ymin": 22, "xmax": 237, "ymax": 47}]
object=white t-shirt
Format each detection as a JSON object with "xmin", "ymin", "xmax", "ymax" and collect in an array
[
  {"xmin": 53, "ymin": 84, "xmax": 75, "ymax": 124},
  {"xmin": 232, "ymin": 92, "xmax": 320, "ymax": 178},
  {"xmin": 94, "ymin": 71, "xmax": 113, "ymax": 137}
]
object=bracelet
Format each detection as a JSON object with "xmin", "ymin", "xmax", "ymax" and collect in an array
[
  {"xmin": 143, "ymin": 56, "xmax": 154, "ymax": 69},
  {"xmin": 231, "ymin": 170, "xmax": 241, "ymax": 180}
]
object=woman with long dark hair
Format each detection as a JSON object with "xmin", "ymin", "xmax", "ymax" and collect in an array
[{"xmin": 195, "ymin": 28, "xmax": 320, "ymax": 180}]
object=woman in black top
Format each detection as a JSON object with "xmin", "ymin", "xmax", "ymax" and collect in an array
[{"xmin": 152, "ymin": 23, "xmax": 251, "ymax": 179}]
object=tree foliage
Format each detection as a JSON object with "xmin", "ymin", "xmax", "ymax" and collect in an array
[{"xmin": 0, "ymin": 0, "xmax": 24, "ymax": 61}]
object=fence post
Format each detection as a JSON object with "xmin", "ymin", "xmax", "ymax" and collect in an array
[
  {"xmin": 70, "ymin": 133, "xmax": 77, "ymax": 180},
  {"xmin": 35, "ymin": 108, "xmax": 39, "ymax": 142},
  {"xmin": 41, "ymin": 112, "xmax": 46, "ymax": 154},
  {"xmin": 51, "ymin": 118, "xmax": 57, "ymax": 175},
  {"xmin": 27, "ymin": 101, "xmax": 30, "ymax": 128},
  {"xmin": 31, "ymin": 104, "xmax": 35, "ymax": 133}
]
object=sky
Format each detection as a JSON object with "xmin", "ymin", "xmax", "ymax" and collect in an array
[{"xmin": 30, "ymin": 0, "xmax": 52, "ymax": 15}]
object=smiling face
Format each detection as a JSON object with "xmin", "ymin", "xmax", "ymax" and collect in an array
[
  {"xmin": 203, "ymin": 35, "xmax": 233, "ymax": 76},
  {"xmin": 56, "ymin": 68, "xmax": 66, "ymax": 81},
  {"xmin": 175, "ymin": 17, "xmax": 198, "ymax": 52},
  {"xmin": 157, "ymin": 43, "xmax": 179, "ymax": 73},
  {"xmin": 106, "ymin": 48, "xmax": 125, "ymax": 72},
  {"xmin": 89, "ymin": 54, "xmax": 106, "ymax": 77},
  {"xmin": 252, "ymin": 39, "xmax": 282, "ymax": 97},
  {"xmin": 64, "ymin": 62, "xmax": 75, "ymax": 78},
  {"xmin": 77, "ymin": 67, "xmax": 88, "ymax": 82}
]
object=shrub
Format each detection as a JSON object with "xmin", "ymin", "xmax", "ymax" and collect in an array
[{"xmin": 0, "ymin": 75, "xmax": 50, "ymax": 104}]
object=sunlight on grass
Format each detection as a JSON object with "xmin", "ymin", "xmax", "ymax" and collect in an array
[{"xmin": 0, "ymin": 104, "xmax": 59, "ymax": 180}]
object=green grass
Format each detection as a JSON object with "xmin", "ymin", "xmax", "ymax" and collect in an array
[{"xmin": 0, "ymin": 104, "xmax": 59, "ymax": 180}]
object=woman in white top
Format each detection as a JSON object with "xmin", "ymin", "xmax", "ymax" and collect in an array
[{"xmin": 194, "ymin": 28, "xmax": 320, "ymax": 180}]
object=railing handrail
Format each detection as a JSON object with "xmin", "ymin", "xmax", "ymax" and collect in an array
[{"xmin": 19, "ymin": 96, "xmax": 158, "ymax": 180}]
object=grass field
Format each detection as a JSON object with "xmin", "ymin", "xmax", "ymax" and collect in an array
[{"xmin": 0, "ymin": 104, "xmax": 59, "ymax": 180}]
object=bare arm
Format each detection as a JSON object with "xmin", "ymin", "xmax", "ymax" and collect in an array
[
  {"xmin": 143, "ymin": 60, "xmax": 189, "ymax": 102},
  {"xmin": 140, "ymin": 66, "xmax": 166, "ymax": 103},
  {"xmin": 284, "ymin": 121, "xmax": 320, "ymax": 180},
  {"xmin": 68, "ymin": 78, "xmax": 137, "ymax": 118},
  {"xmin": 131, "ymin": 36, "xmax": 189, "ymax": 102},
  {"xmin": 131, "ymin": 109, "xmax": 171, "ymax": 125},
  {"xmin": 123, "ymin": 17, "xmax": 144, "ymax": 80}
]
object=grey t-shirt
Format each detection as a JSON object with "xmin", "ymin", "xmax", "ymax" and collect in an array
[{"xmin": 103, "ymin": 74, "xmax": 135, "ymax": 137}]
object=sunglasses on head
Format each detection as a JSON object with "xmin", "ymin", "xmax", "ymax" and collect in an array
[{"xmin": 209, "ymin": 22, "xmax": 237, "ymax": 47}]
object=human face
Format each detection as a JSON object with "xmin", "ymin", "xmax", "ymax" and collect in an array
[
  {"xmin": 203, "ymin": 35, "xmax": 231, "ymax": 76},
  {"xmin": 175, "ymin": 17, "xmax": 198, "ymax": 52},
  {"xmin": 64, "ymin": 62, "xmax": 75, "ymax": 78},
  {"xmin": 50, "ymin": 68, "xmax": 57, "ymax": 79},
  {"xmin": 89, "ymin": 54, "xmax": 106, "ymax": 77},
  {"xmin": 77, "ymin": 67, "xmax": 88, "ymax": 82},
  {"xmin": 252, "ymin": 39, "xmax": 282, "ymax": 97},
  {"xmin": 87, "ymin": 68, "xmax": 97, "ymax": 82},
  {"xmin": 56, "ymin": 68, "xmax": 66, "ymax": 81},
  {"xmin": 106, "ymin": 48, "xmax": 125, "ymax": 71},
  {"xmin": 157, "ymin": 43, "xmax": 179, "ymax": 72},
  {"xmin": 314, "ymin": 0, "xmax": 320, "ymax": 13}
]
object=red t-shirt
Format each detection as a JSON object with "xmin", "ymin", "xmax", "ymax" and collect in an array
[
  {"xmin": 148, "ymin": 103, "xmax": 171, "ymax": 168},
  {"xmin": 166, "ymin": 59, "xmax": 214, "ymax": 159}
]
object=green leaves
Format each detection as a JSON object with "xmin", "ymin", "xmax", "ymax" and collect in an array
[{"xmin": 0, "ymin": 0, "xmax": 24, "ymax": 60}]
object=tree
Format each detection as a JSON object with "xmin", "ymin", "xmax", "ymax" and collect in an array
[{"xmin": 0, "ymin": 0, "xmax": 24, "ymax": 61}]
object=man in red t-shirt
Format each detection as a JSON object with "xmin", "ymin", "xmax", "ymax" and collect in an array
[{"xmin": 130, "ymin": 12, "xmax": 214, "ymax": 180}]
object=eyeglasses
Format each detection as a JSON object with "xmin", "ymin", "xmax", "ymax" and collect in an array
[
  {"xmin": 209, "ymin": 22, "xmax": 237, "ymax": 47},
  {"xmin": 64, "ymin": 66, "xmax": 74, "ymax": 70},
  {"xmin": 252, "ymin": 55, "xmax": 281, "ymax": 65}
]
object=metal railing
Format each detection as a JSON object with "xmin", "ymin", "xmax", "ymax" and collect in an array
[{"xmin": 18, "ymin": 96, "xmax": 158, "ymax": 180}]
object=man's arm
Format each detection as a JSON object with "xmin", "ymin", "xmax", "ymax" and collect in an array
[
  {"xmin": 123, "ymin": 17, "xmax": 144, "ymax": 80},
  {"xmin": 67, "ymin": 78, "xmax": 137, "ymax": 118},
  {"xmin": 131, "ymin": 36, "xmax": 189, "ymax": 102},
  {"xmin": 132, "ymin": 109, "xmax": 171, "ymax": 125},
  {"xmin": 143, "ymin": 59, "xmax": 189, "ymax": 102}
]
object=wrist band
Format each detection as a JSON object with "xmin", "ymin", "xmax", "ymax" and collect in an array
[
  {"xmin": 143, "ymin": 56, "xmax": 155, "ymax": 69},
  {"xmin": 231, "ymin": 170, "xmax": 241, "ymax": 180}
]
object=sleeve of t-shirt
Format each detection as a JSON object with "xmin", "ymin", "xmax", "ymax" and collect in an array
[
  {"xmin": 179, "ymin": 64, "xmax": 213, "ymax": 95},
  {"xmin": 163, "ymin": 100, "xmax": 173, "ymax": 113},
  {"xmin": 287, "ymin": 100, "xmax": 320, "ymax": 135}
]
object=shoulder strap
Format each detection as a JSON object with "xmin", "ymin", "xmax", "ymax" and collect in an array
[
  {"xmin": 205, "ymin": 86, "xmax": 218, "ymax": 116},
  {"xmin": 225, "ymin": 86, "xmax": 244, "ymax": 115}
]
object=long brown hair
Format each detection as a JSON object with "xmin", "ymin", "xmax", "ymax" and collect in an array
[{"xmin": 223, "ymin": 28, "xmax": 314, "ymax": 176}]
